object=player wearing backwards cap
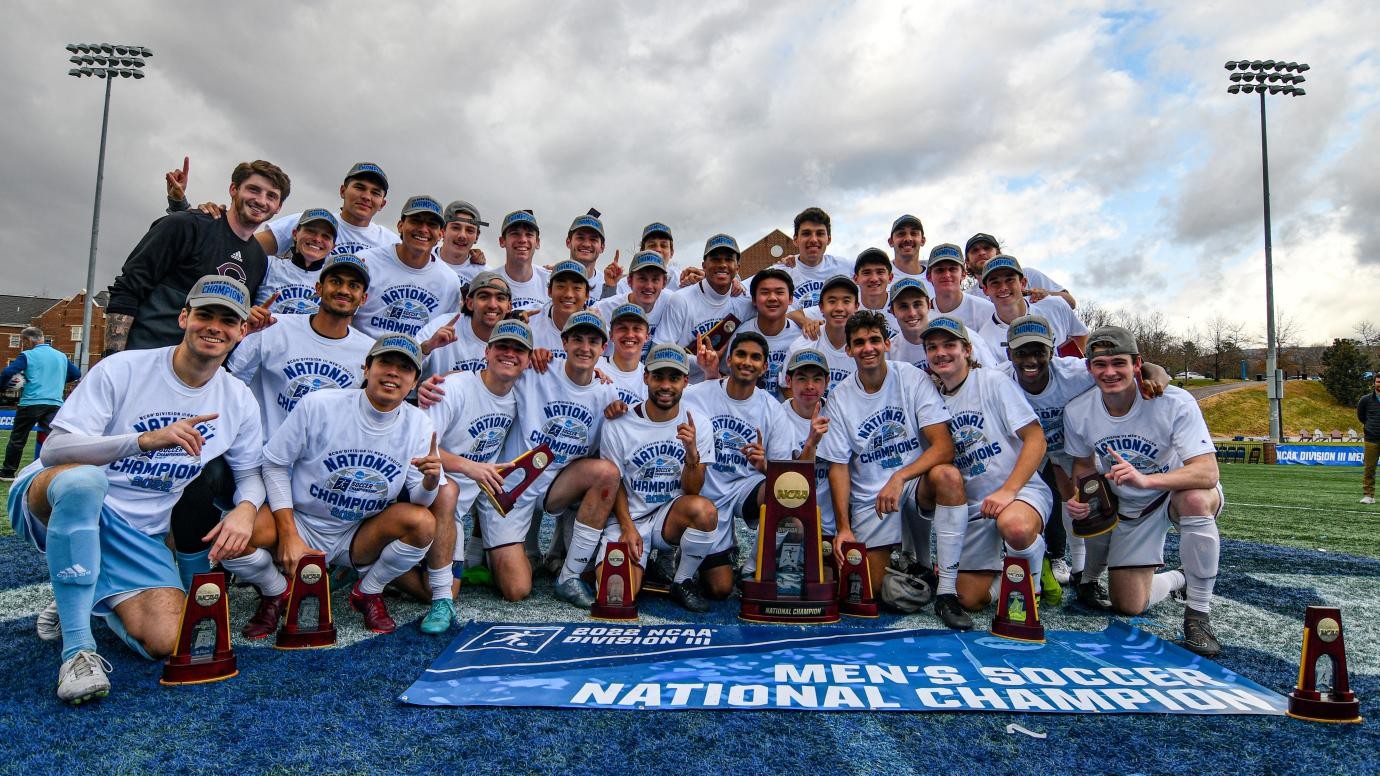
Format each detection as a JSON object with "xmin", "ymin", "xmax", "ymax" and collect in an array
[
  {"xmin": 223, "ymin": 333, "xmax": 444, "ymax": 637},
  {"xmin": 416, "ymin": 271, "xmax": 513, "ymax": 379},
  {"xmin": 778, "ymin": 349, "xmax": 836, "ymax": 565},
  {"xmin": 964, "ymin": 233, "xmax": 1075, "ymax": 308},
  {"xmin": 887, "ymin": 277, "xmax": 1003, "ymax": 372},
  {"xmin": 434, "ymin": 201, "xmax": 489, "ymax": 285},
  {"xmin": 598, "ymin": 304, "xmax": 651, "ymax": 406},
  {"xmin": 780, "ymin": 275, "xmax": 860, "ymax": 395},
  {"xmin": 887, "ymin": 214, "xmax": 933, "ymax": 290},
  {"xmin": 791, "ymin": 249, "xmax": 900, "ymax": 340},
  {"xmin": 656, "ymin": 234, "xmax": 755, "ymax": 384},
  {"xmin": 733, "ymin": 268, "xmax": 800, "ymax": 397},
  {"xmin": 352, "ymin": 196, "xmax": 464, "ymax": 340},
  {"xmin": 1063, "ymin": 326, "xmax": 1223, "ymax": 657},
  {"xmin": 976, "ymin": 255, "xmax": 1087, "ymax": 360},
  {"xmin": 597, "ymin": 343, "xmax": 719, "ymax": 612},
  {"xmin": 594, "ymin": 249, "xmax": 672, "ymax": 357},
  {"xmin": 11, "ymin": 276, "xmax": 264, "ymax": 704},
  {"xmin": 922, "ymin": 315, "xmax": 1053, "ymax": 626},
  {"xmin": 817, "ymin": 311, "xmax": 959, "ymax": 599},
  {"xmin": 252, "ymin": 208, "xmax": 338, "ymax": 315},
  {"xmin": 925, "ymin": 243, "xmax": 996, "ymax": 331},
  {"xmin": 496, "ymin": 211, "xmax": 551, "ymax": 313},
  {"xmin": 527, "ymin": 260, "xmax": 593, "ymax": 369},
  {"xmin": 415, "ymin": 321, "xmax": 532, "ymax": 628},
  {"xmin": 776, "ymin": 207, "xmax": 852, "ymax": 310}
]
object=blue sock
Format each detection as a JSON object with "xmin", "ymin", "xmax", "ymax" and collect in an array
[
  {"xmin": 44, "ymin": 467, "xmax": 107, "ymax": 661},
  {"xmin": 176, "ymin": 548, "xmax": 211, "ymax": 591}
]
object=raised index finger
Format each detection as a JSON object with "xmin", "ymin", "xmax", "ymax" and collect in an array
[
  {"xmin": 188, "ymin": 413, "xmax": 220, "ymax": 425},
  {"xmin": 181, "ymin": 156, "xmax": 190, "ymax": 178},
  {"xmin": 260, "ymin": 290, "xmax": 281, "ymax": 308},
  {"xmin": 429, "ymin": 432, "xmax": 438, "ymax": 455},
  {"xmin": 447, "ymin": 312, "xmax": 462, "ymax": 327}
]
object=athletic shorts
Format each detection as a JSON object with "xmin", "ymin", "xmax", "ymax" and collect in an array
[
  {"xmin": 597, "ymin": 500, "xmax": 676, "ymax": 569},
  {"xmin": 959, "ymin": 481, "xmax": 1054, "ymax": 573},
  {"xmin": 708, "ymin": 475, "xmax": 762, "ymax": 555},
  {"xmin": 292, "ymin": 514, "xmax": 364, "ymax": 570},
  {"xmin": 9, "ymin": 466, "xmax": 183, "ymax": 616},
  {"xmin": 1108, "ymin": 483, "xmax": 1225, "ymax": 569},
  {"xmin": 846, "ymin": 479, "xmax": 919, "ymax": 550},
  {"xmin": 477, "ymin": 497, "xmax": 538, "ymax": 551}
]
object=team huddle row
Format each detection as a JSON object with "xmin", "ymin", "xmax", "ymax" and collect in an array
[{"xmin": 14, "ymin": 159, "xmax": 1223, "ymax": 707}]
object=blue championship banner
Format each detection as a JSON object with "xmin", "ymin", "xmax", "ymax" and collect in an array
[
  {"xmin": 401, "ymin": 620, "xmax": 1286, "ymax": 715},
  {"xmin": 1276, "ymin": 444, "xmax": 1363, "ymax": 467},
  {"xmin": 0, "ymin": 409, "xmax": 13, "ymax": 430}
]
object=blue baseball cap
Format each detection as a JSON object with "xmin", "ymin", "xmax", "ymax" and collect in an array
[
  {"xmin": 549, "ymin": 260, "xmax": 592, "ymax": 286},
  {"xmin": 641, "ymin": 222, "xmax": 673, "ymax": 242},
  {"xmin": 344, "ymin": 162, "xmax": 388, "ymax": 192},
  {"xmin": 186, "ymin": 275, "xmax": 251, "ymax": 320},
  {"xmin": 1007, "ymin": 315, "xmax": 1055, "ymax": 350},
  {"xmin": 501, "ymin": 210, "xmax": 540, "ymax": 235},
  {"xmin": 568, "ymin": 213, "xmax": 605, "ymax": 238},
  {"xmin": 980, "ymin": 255, "xmax": 1024, "ymax": 285},
  {"xmin": 644, "ymin": 343, "xmax": 691, "ymax": 374},
  {"xmin": 401, "ymin": 195, "xmax": 444, "ymax": 223},
  {"xmin": 703, "ymin": 233, "xmax": 740, "ymax": 258},
  {"xmin": 488, "ymin": 319, "xmax": 534, "ymax": 350},
  {"xmin": 786, "ymin": 348, "xmax": 829, "ymax": 375},
  {"xmin": 927, "ymin": 243, "xmax": 963, "ymax": 269},
  {"xmin": 319, "ymin": 253, "xmax": 370, "ymax": 287},
  {"xmin": 367, "ymin": 334, "xmax": 424, "ymax": 371},
  {"xmin": 887, "ymin": 277, "xmax": 930, "ymax": 307},
  {"xmin": 920, "ymin": 315, "xmax": 970, "ymax": 343},
  {"xmin": 561, "ymin": 310, "xmax": 607, "ymax": 340},
  {"xmin": 297, "ymin": 208, "xmax": 339, "ymax": 236},
  {"xmin": 610, "ymin": 303, "xmax": 649, "ymax": 325},
  {"xmin": 629, "ymin": 250, "xmax": 667, "ymax": 275}
]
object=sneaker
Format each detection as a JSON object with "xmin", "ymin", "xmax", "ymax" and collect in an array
[
  {"xmin": 36, "ymin": 600, "xmax": 60, "ymax": 642},
  {"xmin": 1040, "ymin": 559, "xmax": 1063, "ymax": 607},
  {"xmin": 1050, "ymin": 558, "xmax": 1072, "ymax": 585},
  {"xmin": 669, "ymin": 579, "xmax": 711, "ymax": 613},
  {"xmin": 1076, "ymin": 580, "xmax": 1113, "ymax": 613},
  {"xmin": 1361, "ymin": 496, "xmax": 1375, "ymax": 505},
  {"xmin": 349, "ymin": 582, "xmax": 397, "ymax": 634},
  {"xmin": 56, "ymin": 650, "xmax": 111, "ymax": 705},
  {"xmin": 554, "ymin": 578, "xmax": 596, "ymax": 610},
  {"xmin": 242, "ymin": 589, "xmax": 291, "ymax": 639},
  {"xmin": 419, "ymin": 599, "xmax": 457, "ymax": 635},
  {"xmin": 0, "ymin": 474, "xmax": 15, "ymax": 483},
  {"xmin": 1181, "ymin": 610, "xmax": 1221, "ymax": 658},
  {"xmin": 933, "ymin": 593, "xmax": 973, "ymax": 631}
]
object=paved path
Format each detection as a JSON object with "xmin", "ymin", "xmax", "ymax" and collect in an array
[{"xmin": 1187, "ymin": 381, "xmax": 1257, "ymax": 400}]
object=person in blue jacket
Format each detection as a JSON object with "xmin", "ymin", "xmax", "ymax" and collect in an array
[{"xmin": 1, "ymin": 327, "xmax": 81, "ymax": 480}]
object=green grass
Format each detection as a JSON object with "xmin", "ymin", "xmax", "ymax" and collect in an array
[
  {"xmin": 0, "ymin": 428, "xmax": 37, "ymax": 538},
  {"xmin": 1174, "ymin": 378, "xmax": 1244, "ymax": 389},
  {"xmin": 1218, "ymin": 463, "xmax": 1379, "ymax": 557},
  {"xmin": 1201, "ymin": 380, "xmax": 1359, "ymax": 438}
]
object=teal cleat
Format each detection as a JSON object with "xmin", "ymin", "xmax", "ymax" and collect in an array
[{"xmin": 419, "ymin": 599, "xmax": 457, "ymax": 635}]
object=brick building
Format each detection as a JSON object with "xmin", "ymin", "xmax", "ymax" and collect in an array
[
  {"xmin": 739, "ymin": 229, "xmax": 798, "ymax": 278},
  {"xmin": 0, "ymin": 291, "xmax": 106, "ymax": 377}
]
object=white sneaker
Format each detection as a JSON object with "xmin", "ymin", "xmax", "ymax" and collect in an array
[
  {"xmin": 1050, "ymin": 558, "xmax": 1072, "ymax": 585},
  {"xmin": 36, "ymin": 600, "xmax": 60, "ymax": 641},
  {"xmin": 57, "ymin": 650, "xmax": 111, "ymax": 705},
  {"xmin": 1361, "ymin": 496, "xmax": 1375, "ymax": 505}
]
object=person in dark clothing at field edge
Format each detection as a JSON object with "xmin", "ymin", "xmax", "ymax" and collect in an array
[{"xmin": 1357, "ymin": 374, "xmax": 1380, "ymax": 505}]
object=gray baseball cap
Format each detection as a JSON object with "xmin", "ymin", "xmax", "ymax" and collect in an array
[
  {"xmin": 1086, "ymin": 325, "xmax": 1138, "ymax": 358},
  {"xmin": 880, "ymin": 567, "xmax": 933, "ymax": 613},
  {"xmin": 445, "ymin": 200, "xmax": 488, "ymax": 227},
  {"xmin": 488, "ymin": 319, "xmax": 534, "ymax": 350},
  {"xmin": 1006, "ymin": 315, "xmax": 1055, "ymax": 350},
  {"xmin": 367, "ymin": 334, "xmax": 424, "ymax": 371},
  {"xmin": 466, "ymin": 271, "xmax": 510, "ymax": 299},
  {"xmin": 980, "ymin": 254, "xmax": 1025, "ymax": 285},
  {"xmin": 927, "ymin": 243, "xmax": 964, "ymax": 269},
  {"xmin": 344, "ymin": 162, "xmax": 388, "ymax": 192},
  {"xmin": 785, "ymin": 348, "xmax": 829, "ymax": 375},
  {"xmin": 644, "ymin": 343, "xmax": 691, "ymax": 374},
  {"xmin": 920, "ymin": 315, "xmax": 970, "ymax": 343},
  {"xmin": 887, "ymin": 277, "xmax": 930, "ymax": 307},
  {"xmin": 401, "ymin": 195, "xmax": 444, "ymax": 223},
  {"xmin": 561, "ymin": 310, "xmax": 607, "ymax": 340},
  {"xmin": 609, "ymin": 303, "xmax": 649, "ymax": 325},
  {"xmin": 319, "ymin": 253, "xmax": 370, "ymax": 287},
  {"xmin": 186, "ymin": 275, "xmax": 251, "ymax": 320}
]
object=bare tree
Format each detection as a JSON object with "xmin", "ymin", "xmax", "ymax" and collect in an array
[
  {"xmin": 1274, "ymin": 312, "xmax": 1306, "ymax": 378},
  {"xmin": 1355, "ymin": 321, "xmax": 1380, "ymax": 368},
  {"xmin": 1121, "ymin": 310, "xmax": 1176, "ymax": 367},
  {"xmin": 1077, "ymin": 300, "xmax": 1117, "ymax": 332},
  {"xmin": 1201, "ymin": 315, "xmax": 1248, "ymax": 381}
]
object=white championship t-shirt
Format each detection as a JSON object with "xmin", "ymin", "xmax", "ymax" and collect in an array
[
  {"xmin": 656, "ymin": 281, "xmax": 756, "ymax": 382},
  {"xmin": 976, "ymin": 296, "xmax": 1087, "ymax": 360},
  {"xmin": 417, "ymin": 316, "xmax": 490, "ymax": 379},
  {"xmin": 423, "ymin": 370, "xmax": 519, "ymax": 514},
  {"xmin": 262, "ymin": 212, "xmax": 398, "ymax": 259},
  {"xmin": 600, "ymin": 403, "xmax": 716, "ymax": 522},
  {"xmin": 256, "ymin": 258, "xmax": 321, "ymax": 313},
  {"xmin": 683, "ymin": 380, "xmax": 794, "ymax": 507},
  {"xmin": 496, "ymin": 264, "xmax": 551, "ymax": 314},
  {"xmin": 995, "ymin": 355, "xmax": 1094, "ymax": 472},
  {"xmin": 737, "ymin": 317, "xmax": 801, "ymax": 396},
  {"xmin": 780, "ymin": 401, "xmax": 837, "ymax": 535},
  {"xmin": 940, "ymin": 366, "xmax": 1047, "ymax": 508},
  {"xmin": 431, "ymin": 244, "xmax": 487, "ymax": 286},
  {"xmin": 527, "ymin": 306, "xmax": 570, "ymax": 364},
  {"xmin": 352, "ymin": 245, "xmax": 464, "ymax": 340},
  {"xmin": 597, "ymin": 357, "xmax": 646, "ymax": 406},
  {"xmin": 227, "ymin": 313, "xmax": 373, "ymax": 430},
  {"xmin": 931, "ymin": 292, "xmax": 996, "ymax": 332},
  {"xmin": 772, "ymin": 254, "xmax": 851, "ymax": 310}
]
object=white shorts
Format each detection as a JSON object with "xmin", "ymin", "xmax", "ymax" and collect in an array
[
  {"xmin": 476, "ymin": 496, "xmax": 538, "ymax": 551},
  {"xmin": 958, "ymin": 481, "xmax": 1053, "ymax": 573},
  {"xmin": 597, "ymin": 500, "xmax": 676, "ymax": 569},
  {"xmin": 846, "ymin": 479, "xmax": 919, "ymax": 550},
  {"xmin": 709, "ymin": 476, "xmax": 763, "ymax": 555},
  {"xmin": 1108, "ymin": 483, "xmax": 1225, "ymax": 569},
  {"xmin": 293, "ymin": 515, "xmax": 363, "ymax": 570}
]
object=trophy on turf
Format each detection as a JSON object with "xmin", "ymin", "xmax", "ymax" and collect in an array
[
  {"xmin": 276, "ymin": 553, "xmax": 337, "ymax": 650},
  {"xmin": 693, "ymin": 314, "xmax": 741, "ymax": 353},
  {"xmin": 1072, "ymin": 472, "xmax": 1119, "ymax": 538},
  {"xmin": 590, "ymin": 542, "xmax": 638, "ymax": 621},
  {"xmin": 480, "ymin": 442, "xmax": 555, "ymax": 516},
  {"xmin": 836, "ymin": 541, "xmax": 878, "ymax": 618},
  {"xmin": 990, "ymin": 556, "xmax": 1045, "ymax": 643},
  {"xmin": 740, "ymin": 460, "xmax": 839, "ymax": 624},
  {"xmin": 1287, "ymin": 606, "xmax": 1362, "ymax": 723},
  {"xmin": 161, "ymin": 571, "xmax": 239, "ymax": 685}
]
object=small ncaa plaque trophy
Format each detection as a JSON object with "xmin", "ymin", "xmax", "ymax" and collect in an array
[
  {"xmin": 1072, "ymin": 472, "xmax": 1119, "ymax": 538},
  {"xmin": 990, "ymin": 556, "xmax": 1045, "ymax": 643},
  {"xmin": 740, "ymin": 460, "xmax": 839, "ymax": 624},
  {"xmin": 481, "ymin": 442, "xmax": 555, "ymax": 516},
  {"xmin": 161, "ymin": 571, "xmax": 239, "ymax": 685},
  {"xmin": 836, "ymin": 541, "xmax": 878, "ymax": 618},
  {"xmin": 1287, "ymin": 606, "xmax": 1362, "ymax": 723},
  {"xmin": 276, "ymin": 553, "xmax": 337, "ymax": 650},
  {"xmin": 694, "ymin": 314, "xmax": 741, "ymax": 353},
  {"xmin": 590, "ymin": 542, "xmax": 638, "ymax": 621}
]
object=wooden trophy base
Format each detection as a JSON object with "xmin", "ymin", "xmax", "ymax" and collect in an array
[
  {"xmin": 275, "ymin": 626, "xmax": 338, "ymax": 650},
  {"xmin": 160, "ymin": 653, "xmax": 239, "ymax": 686},
  {"xmin": 1287, "ymin": 693, "xmax": 1363, "ymax": 724},
  {"xmin": 740, "ymin": 580, "xmax": 840, "ymax": 624},
  {"xmin": 1071, "ymin": 513, "xmax": 1119, "ymax": 539},
  {"xmin": 590, "ymin": 602, "xmax": 639, "ymax": 622}
]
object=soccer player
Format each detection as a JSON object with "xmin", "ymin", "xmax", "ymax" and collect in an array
[
  {"xmin": 790, "ymin": 249, "xmax": 899, "ymax": 339},
  {"xmin": 9, "ymin": 277, "xmax": 264, "ymax": 704},
  {"xmin": 976, "ymin": 255, "xmax": 1087, "ymax": 359},
  {"xmin": 1064, "ymin": 326, "xmax": 1223, "ymax": 657},
  {"xmin": 495, "ymin": 211, "xmax": 551, "ymax": 313},
  {"xmin": 561, "ymin": 211, "xmax": 619, "ymax": 301},
  {"xmin": 597, "ymin": 344, "xmax": 718, "ymax": 612},
  {"xmin": 0, "ymin": 327, "xmax": 81, "ymax": 482},
  {"xmin": 964, "ymin": 232, "xmax": 1076, "ymax": 308},
  {"xmin": 253, "ymin": 208, "xmax": 339, "ymax": 315},
  {"xmin": 817, "ymin": 311, "xmax": 959, "ymax": 598},
  {"xmin": 656, "ymin": 234, "xmax": 755, "ymax": 383},
  {"xmin": 887, "ymin": 278, "xmax": 1003, "ymax": 372},
  {"xmin": 434, "ymin": 200, "xmax": 489, "ymax": 284},
  {"xmin": 223, "ymin": 334, "xmax": 443, "ymax": 637},
  {"xmin": 887, "ymin": 214, "xmax": 932, "ymax": 289},
  {"xmin": 417, "ymin": 271, "xmax": 512, "ymax": 378},
  {"xmin": 615, "ymin": 222, "xmax": 697, "ymax": 295},
  {"xmin": 781, "ymin": 275, "xmax": 860, "ymax": 394},
  {"xmin": 528, "ymin": 260, "xmax": 592, "ymax": 368},
  {"xmin": 779, "ymin": 348, "xmax": 834, "ymax": 562},
  {"xmin": 734, "ymin": 267, "xmax": 799, "ymax": 396},
  {"xmin": 598, "ymin": 303, "xmax": 651, "ymax": 406},
  {"xmin": 594, "ymin": 250, "xmax": 671, "ymax": 355},
  {"xmin": 779, "ymin": 207, "xmax": 851, "ymax": 309},
  {"xmin": 925, "ymin": 243, "xmax": 995, "ymax": 331},
  {"xmin": 258, "ymin": 162, "xmax": 397, "ymax": 258},
  {"xmin": 922, "ymin": 316, "xmax": 1053, "ymax": 625},
  {"xmin": 352, "ymin": 195, "xmax": 463, "ymax": 340}
]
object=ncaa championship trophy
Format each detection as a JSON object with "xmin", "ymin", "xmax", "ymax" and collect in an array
[
  {"xmin": 480, "ymin": 442, "xmax": 555, "ymax": 516},
  {"xmin": 694, "ymin": 314, "xmax": 741, "ymax": 353},
  {"xmin": 1072, "ymin": 472, "xmax": 1119, "ymax": 538},
  {"xmin": 1287, "ymin": 606, "xmax": 1362, "ymax": 723},
  {"xmin": 990, "ymin": 556, "xmax": 1045, "ymax": 643},
  {"xmin": 836, "ymin": 541, "xmax": 878, "ymax": 617},
  {"xmin": 590, "ymin": 542, "xmax": 638, "ymax": 621},
  {"xmin": 740, "ymin": 460, "xmax": 839, "ymax": 624},
  {"xmin": 276, "ymin": 553, "xmax": 337, "ymax": 649},
  {"xmin": 161, "ymin": 571, "xmax": 239, "ymax": 685}
]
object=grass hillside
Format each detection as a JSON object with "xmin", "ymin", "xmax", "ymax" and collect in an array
[{"xmin": 1199, "ymin": 380, "xmax": 1360, "ymax": 438}]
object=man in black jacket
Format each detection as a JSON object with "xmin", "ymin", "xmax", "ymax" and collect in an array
[{"xmin": 1357, "ymin": 374, "xmax": 1380, "ymax": 504}]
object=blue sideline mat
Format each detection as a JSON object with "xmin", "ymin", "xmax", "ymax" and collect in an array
[{"xmin": 401, "ymin": 620, "xmax": 1287, "ymax": 714}]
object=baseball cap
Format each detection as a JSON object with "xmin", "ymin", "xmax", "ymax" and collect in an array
[
  {"xmin": 549, "ymin": 259, "xmax": 591, "ymax": 286},
  {"xmin": 703, "ymin": 233, "xmax": 740, "ymax": 258},
  {"xmin": 890, "ymin": 214, "xmax": 924, "ymax": 235},
  {"xmin": 344, "ymin": 162, "xmax": 388, "ymax": 192},
  {"xmin": 444, "ymin": 200, "xmax": 488, "ymax": 227},
  {"xmin": 750, "ymin": 266, "xmax": 794, "ymax": 297},
  {"xmin": 186, "ymin": 275, "xmax": 251, "ymax": 320},
  {"xmin": 401, "ymin": 195, "xmax": 444, "ymax": 223},
  {"xmin": 921, "ymin": 315, "xmax": 970, "ymax": 343},
  {"xmin": 488, "ymin": 319, "xmax": 534, "ymax": 350},
  {"xmin": 561, "ymin": 310, "xmax": 607, "ymax": 340},
  {"xmin": 609, "ymin": 303, "xmax": 649, "ymax": 325},
  {"xmin": 880, "ymin": 567, "xmax": 933, "ymax": 613},
  {"xmin": 297, "ymin": 208, "xmax": 338, "ymax": 236},
  {"xmin": 927, "ymin": 243, "xmax": 964, "ymax": 269},
  {"xmin": 965, "ymin": 232, "xmax": 1000, "ymax": 255},
  {"xmin": 887, "ymin": 277, "xmax": 930, "ymax": 307},
  {"xmin": 1006, "ymin": 315, "xmax": 1055, "ymax": 350},
  {"xmin": 467, "ymin": 270, "xmax": 510, "ymax": 299},
  {"xmin": 629, "ymin": 250, "xmax": 668, "ymax": 275},
  {"xmin": 853, "ymin": 247, "xmax": 892, "ymax": 274},
  {"xmin": 568, "ymin": 211, "xmax": 605, "ymax": 238},
  {"xmin": 367, "ymin": 334, "xmax": 424, "ymax": 371},
  {"xmin": 644, "ymin": 343, "xmax": 691, "ymax": 375},
  {"xmin": 641, "ymin": 222, "xmax": 673, "ymax": 242},
  {"xmin": 785, "ymin": 348, "xmax": 829, "ymax": 375},
  {"xmin": 501, "ymin": 210, "xmax": 539, "ymax": 235},
  {"xmin": 980, "ymin": 254, "xmax": 1025, "ymax": 285},
  {"xmin": 319, "ymin": 253, "xmax": 370, "ymax": 287},
  {"xmin": 821, "ymin": 274, "xmax": 859, "ymax": 298},
  {"xmin": 1086, "ymin": 325, "xmax": 1139, "ymax": 358}
]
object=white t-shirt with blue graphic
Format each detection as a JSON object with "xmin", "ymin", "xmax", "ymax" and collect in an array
[
  {"xmin": 424, "ymin": 370, "xmax": 519, "ymax": 514},
  {"xmin": 351, "ymin": 245, "xmax": 464, "ymax": 340},
  {"xmin": 600, "ymin": 403, "xmax": 716, "ymax": 522},
  {"xmin": 262, "ymin": 212, "xmax": 398, "ymax": 260},
  {"xmin": 227, "ymin": 313, "xmax": 373, "ymax": 430},
  {"xmin": 939, "ymin": 366, "xmax": 1048, "ymax": 508},
  {"xmin": 995, "ymin": 355, "xmax": 1094, "ymax": 472},
  {"xmin": 256, "ymin": 258, "xmax": 321, "ymax": 313}
]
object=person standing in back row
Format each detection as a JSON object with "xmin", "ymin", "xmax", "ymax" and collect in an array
[
  {"xmin": 1358, "ymin": 373, "xmax": 1380, "ymax": 505},
  {"xmin": 1, "ymin": 328, "xmax": 81, "ymax": 481}
]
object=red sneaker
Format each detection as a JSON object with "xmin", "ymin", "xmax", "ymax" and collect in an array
[
  {"xmin": 242, "ymin": 589, "xmax": 291, "ymax": 639},
  {"xmin": 349, "ymin": 582, "xmax": 396, "ymax": 633}
]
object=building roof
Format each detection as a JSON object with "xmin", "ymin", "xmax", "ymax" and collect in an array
[{"xmin": 0, "ymin": 295, "xmax": 64, "ymax": 327}]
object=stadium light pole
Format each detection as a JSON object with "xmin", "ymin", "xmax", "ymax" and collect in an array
[
  {"xmin": 1225, "ymin": 58, "xmax": 1308, "ymax": 444},
  {"xmin": 66, "ymin": 42, "xmax": 152, "ymax": 374}
]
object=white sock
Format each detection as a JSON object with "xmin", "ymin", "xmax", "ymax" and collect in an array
[
  {"xmin": 1005, "ymin": 535, "xmax": 1045, "ymax": 595},
  {"xmin": 906, "ymin": 508, "xmax": 934, "ymax": 568},
  {"xmin": 427, "ymin": 565, "xmax": 454, "ymax": 602},
  {"xmin": 1177, "ymin": 515, "xmax": 1220, "ymax": 614},
  {"xmin": 221, "ymin": 548, "xmax": 287, "ymax": 597},
  {"xmin": 742, "ymin": 528, "xmax": 760, "ymax": 576},
  {"xmin": 465, "ymin": 521, "xmax": 485, "ymax": 568},
  {"xmin": 933, "ymin": 505, "xmax": 967, "ymax": 596},
  {"xmin": 559, "ymin": 523, "xmax": 602, "ymax": 584},
  {"xmin": 1063, "ymin": 513, "xmax": 1086, "ymax": 574},
  {"xmin": 360, "ymin": 540, "xmax": 429, "ymax": 595},
  {"xmin": 675, "ymin": 528, "xmax": 715, "ymax": 583},
  {"xmin": 524, "ymin": 511, "xmax": 543, "ymax": 557},
  {"xmin": 1149, "ymin": 569, "xmax": 1185, "ymax": 608},
  {"xmin": 1081, "ymin": 534, "xmax": 1110, "ymax": 585}
]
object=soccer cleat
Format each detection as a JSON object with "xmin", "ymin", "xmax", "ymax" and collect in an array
[
  {"xmin": 242, "ymin": 589, "xmax": 291, "ymax": 639},
  {"xmin": 1050, "ymin": 557, "xmax": 1072, "ymax": 585},
  {"xmin": 419, "ymin": 599, "xmax": 457, "ymax": 635},
  {"xmin": 349, "ymin": 582, "xmax": 397, "ymax": 634},
  {"xmin": 57, "ymin": 650, "xmax": 111, "ymax": 705},
  {"xmin": 642, "ymin": 549, "xmax": 677, "ymax": 594},
  {"xmin": 1040, "ymin": 558, "xmax": 1064, "ymax": 607},
  {"xmin": 36, "ymin": 600, "xmax": 61, "ymax": 641},
  {"xmin": 933, "ymin": 593, "xmax": 973, "ymax": 631},
  {"xmin": 1361, "ymin": 496, "xmax": 1375, "ymax": 505},
  {"xmin": 1181, "ymin": 610, "xmax": 1222, "ymax": 658},
  {"xmin": 554, "ymin": 578, "xmax": 596, "ymax": 610},
  {"xmin": 669, "ymin": 580, "xmax": 711, "ymax": 613},
  {"xmin": 1076, "ymin": 580, "xmax": 1113, "ymax": 612}
]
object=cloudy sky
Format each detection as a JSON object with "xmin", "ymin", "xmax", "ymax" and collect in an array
[{"xmin": 2, "ymin": 1, "xmax": 1377, "ymax": 344}]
